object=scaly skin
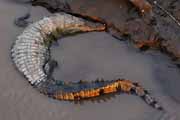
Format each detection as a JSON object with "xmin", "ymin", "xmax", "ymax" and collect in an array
[
  {"xmin": 11, "ymin": 12, "xmax": 163, "ymax": 111},
  {"xmin": 50, "ymin": 79, "xmax": 163, "ymax": 110}
]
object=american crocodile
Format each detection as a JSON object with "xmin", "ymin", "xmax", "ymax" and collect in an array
[{"xmin": 11, "ymin": 13, "xmax": 163, "ymax": 111}]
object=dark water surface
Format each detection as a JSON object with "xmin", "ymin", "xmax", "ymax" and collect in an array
[{"xmin": 0, "ymin": 0, "xmax": 180, "ymax": 120}]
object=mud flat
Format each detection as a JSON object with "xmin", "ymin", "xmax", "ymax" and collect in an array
[{"xmin": 0, "ymin": 0, "xmax": 180, "ymax": 120}]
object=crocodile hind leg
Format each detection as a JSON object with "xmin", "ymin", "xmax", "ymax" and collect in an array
[
  {"xmin": 43, "ymin": 59, "xmax": 58, "ymax": 80},
  {"xmin": 14, "ymin": 7, "xmax": 32, "ymax": 27},
  {"xmin": 36, "ymin": 59, "xmax": 59, "ymax": 94}
]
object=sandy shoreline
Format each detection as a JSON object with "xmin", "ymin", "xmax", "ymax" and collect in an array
[{"xmin": 0, "ymin": 0, "xmax": 180, "ymax": 120}]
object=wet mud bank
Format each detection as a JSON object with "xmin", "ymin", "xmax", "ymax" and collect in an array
[{"xmin": 31, "ymin": 0, "xmax": 180, "ymax": 61}]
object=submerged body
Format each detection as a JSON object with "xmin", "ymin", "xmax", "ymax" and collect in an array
[{"xmin": 11, "ymin": 13, "xmax": 163, "ymax": 111}]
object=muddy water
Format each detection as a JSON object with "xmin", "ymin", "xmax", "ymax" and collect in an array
[{"xmin": 0, "ymin": 0, "xmax": 180, "ymax": 120}]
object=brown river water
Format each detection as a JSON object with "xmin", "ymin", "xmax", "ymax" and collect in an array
[{"xmin": 0, "ymin": 0, "xmax": 180, "ymax": 120}]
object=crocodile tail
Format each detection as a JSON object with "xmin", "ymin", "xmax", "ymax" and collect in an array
[
  {"xmin": 130, "ymin": 82, "xmax": 163, "ymax": 111},
  {"xmin": 37, "ymin": 79, "xmax": 163, "ymax": 110},
  {"xmin": 110, "ymin": 79, "xmax": 163, "ymax": 111},
  {"xmin": 45, "ymin": 79, "xmax": 118, "ymax": 101}
]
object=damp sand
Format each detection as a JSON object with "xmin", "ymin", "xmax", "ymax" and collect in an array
[{"xmin": 0, "ymin": 0, "xmax": 180, "ymax": 120}]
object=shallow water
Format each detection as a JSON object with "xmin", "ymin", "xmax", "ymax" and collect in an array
[
  {"xmin": 0, "ymin": 0, "xmax": 180, "ymax": 120},
  {"xmin": 51, "ymin": 32, "xmax": 180, "ymax": 120}
]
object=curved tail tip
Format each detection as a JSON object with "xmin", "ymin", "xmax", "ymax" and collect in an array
[
  {"xmin": 143, "ymin": 94, "xmax": 164, "ymax": 111},
  {"xmin": 154, "ymin": 102, "xmax": 164, "ymax": 111}
]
